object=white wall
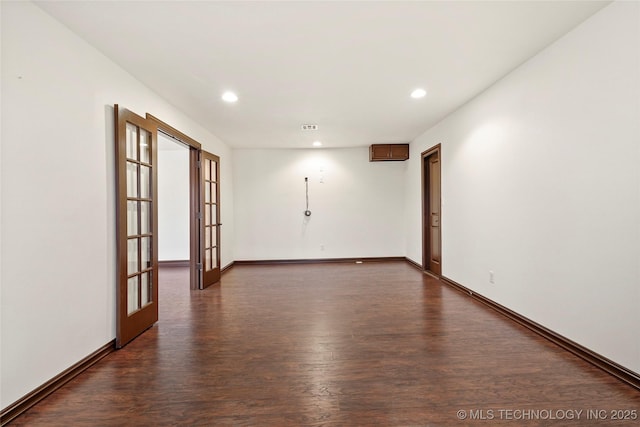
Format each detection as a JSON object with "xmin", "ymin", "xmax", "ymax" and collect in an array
[
  {"xmin": 406, "ymin": 1, "xmax": 639, "ymax": 373},
  {"xmin": 158, "ymin": 135, "xmax": 190, "ymax": 261},
  {"xmin": 0, "ymin": 1, "xmax": 233, "ymax": 408},
  {"xmin": 233, "ymin": 148, "xmax": 406, "ymax": 260}
]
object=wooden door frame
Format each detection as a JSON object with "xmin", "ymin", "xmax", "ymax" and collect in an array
[
  {"xmin": 421, "ymin": 144, "xmax": 442, "ymax": 277},
  {"xmin": 146, "ymin": 114, "xmax": 202, "ymax": 290}
]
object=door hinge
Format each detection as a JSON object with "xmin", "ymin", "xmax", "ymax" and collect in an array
[
  {"xmin": 196, "ymin": 263, "xmax": 203, "ymax": 270},
  {"xmin": 197, "ymin": 160, "xmax": 201, "ymax": 168},
  {"xmin": 197, "ymin": 211, "xmax": 202, "ymax": 220}
]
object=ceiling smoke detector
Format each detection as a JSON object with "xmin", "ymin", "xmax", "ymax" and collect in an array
[{"xmin": 301, "ymin": 124, "xmax": 319, "ymax": 131}]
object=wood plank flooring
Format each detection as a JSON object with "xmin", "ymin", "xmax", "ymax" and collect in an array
[{"xmin": 10, "ymin": 262, "xmax": 640, "ymax": 426}]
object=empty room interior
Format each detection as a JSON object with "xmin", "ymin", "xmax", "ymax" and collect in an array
[{"xmin": 1, "ymin": 0, "xmax": 639, "ymax": 425}]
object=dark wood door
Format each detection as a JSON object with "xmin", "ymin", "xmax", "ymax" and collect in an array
[
  {"xmin": 115, "ymin": 106, "xmax": 159, "ymax": 347},
  {"xmin": 201, "ymin": 150, "xmax": 221, "ymax": 288},
  {"xmin": 428, "ymin": 153, "xmax": 441, "ymax": 274},
  {"xmin": 422, "ymin": 146, "xmax": 441, "ymax": 276}
]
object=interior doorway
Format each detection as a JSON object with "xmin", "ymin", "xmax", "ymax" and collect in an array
[
  {"xmin": 157, "ymin": 133, "xmax": 190, "ymax": 268},
  {"xmin": 422, "ymin": 144, "xmax": 442, "ymax": 277},
  {"xmin": 147, "ymin": 114, "xmax": 205, "ymax": 291}
]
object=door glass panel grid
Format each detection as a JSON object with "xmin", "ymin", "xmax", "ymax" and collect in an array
[
  {"xmin": 127, "ymin": 233, "xmax": 154, "ymax": 312},
  {"xmin": 117, "ymin": 107, "xmax": 162, "ymax": 347},
  {"xmin": 203, "ymin": 158, "xmax": 217, "ymax": 274},
  {"xmin": 200, "ymin": 151, "xmax": 220, "ymax": 289},
  {"xmin": 124, "ymin": 120, "xmax": 154, "ymax": 317},
  {"xmin": 125, "ymin": 123, "xmax": 153, "ymax": 166},
  {"xmin": 126, "ymin": 266, "xmax": 154, "ymax": 312},
  {"xmin": 203, "ymin": 205, "xmax": 217, "ymax": 273}
]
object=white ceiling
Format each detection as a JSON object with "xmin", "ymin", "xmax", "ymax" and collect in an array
[{"xmin": 35, "ymin": 1, "xmax": 609, "ymax": 149}]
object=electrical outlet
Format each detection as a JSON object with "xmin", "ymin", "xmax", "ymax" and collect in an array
[{"xmin": 489, "ymin": 271, "xmax": 495, "ymax": 284}]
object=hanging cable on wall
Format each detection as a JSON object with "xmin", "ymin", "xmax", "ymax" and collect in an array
[{"xmin": 304, "ymin": 177, "xmax": 311, "ymax": 217}]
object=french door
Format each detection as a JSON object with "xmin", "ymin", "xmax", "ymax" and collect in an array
[
  {"xmin": 201, "ymin": 151, "xmax": 221, "ymax": 288},
  {"xmin": 115, "ymin": 106, "xmax": 159, "ymax": 347}
]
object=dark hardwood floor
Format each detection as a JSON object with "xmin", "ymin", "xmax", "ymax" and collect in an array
[{"xmin": 10, "ymin": 262, "xmax": 640, "ymax": 426}]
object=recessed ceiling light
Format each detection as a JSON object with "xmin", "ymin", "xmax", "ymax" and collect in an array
[
  {"xmin": 221, "ymin": 91, "xmax": 238, "ymax": 103},
  {"xmin": 312, "ymin": 141, "xmax": 322, "ymax": 147},
  {"xmin": 410, "ymin": 88, "xmax": 427, "ymax": 99}
]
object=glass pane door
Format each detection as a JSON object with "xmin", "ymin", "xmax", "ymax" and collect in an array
[
  {"xmin": 201, "ymin": 151, "xmax": 220, "ymax": 288},
  {"xmin": 115, "ymin": 106, "xmax": 158, "ymax": 347}
]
